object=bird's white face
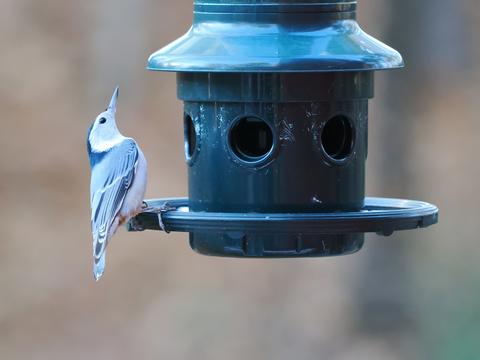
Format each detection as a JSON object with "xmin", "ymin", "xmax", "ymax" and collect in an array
[
  {"xmin": 88, "ymin": 87, "xmax": 124, "ymax": 153},
  {"xmin": 88, "ymin": 112, "xmax": 124, "ymax": 153}
]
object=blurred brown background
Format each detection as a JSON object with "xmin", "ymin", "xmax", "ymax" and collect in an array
[{"xmin": 0, "ymin": 0, "xmax": 479, "ymax": 359}]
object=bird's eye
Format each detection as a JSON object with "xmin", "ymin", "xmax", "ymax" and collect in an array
[{"xmin": 99, "ymin": 118, "xmax": 107, "ymax": 124}]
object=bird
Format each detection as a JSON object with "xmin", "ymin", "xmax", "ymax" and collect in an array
[{"xmin": 86, "ymin": 87, "xmax": 148, "ymax": 281}]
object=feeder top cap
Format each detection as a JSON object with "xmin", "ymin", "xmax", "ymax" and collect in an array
[
  {"xmin": 193, "ymin": 0, "xmax": 357, "ymax": 13},
  {"xmin": 148, "ymin": 0, "xmax": 403, "ymax": 73},
  {"xmin": 194, "ymin": 0, "xmax": 355, "ymax": 2}
]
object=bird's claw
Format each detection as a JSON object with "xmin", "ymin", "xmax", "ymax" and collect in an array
[
  {"xmin": 139, "ymin": 202, "xmax": 176, "ymax": 233},
  {"xmin": 127, "ymin": 216, "xmax": 145, "ymax": 232}
]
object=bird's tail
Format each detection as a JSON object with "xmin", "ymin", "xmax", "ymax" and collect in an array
[{"xmin": 93, "ymin": 252, "xmax": 106, "ymax": 281}]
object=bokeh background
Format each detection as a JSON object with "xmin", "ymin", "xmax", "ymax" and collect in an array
[{"xmin": 1, "ymin": 0, "xmax": 479, "ymax": 359}]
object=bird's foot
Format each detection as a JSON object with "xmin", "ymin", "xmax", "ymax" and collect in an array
[
  {"xmin": 138, "ymin": 201, "xmax": 176, "ymax": 233},
  {"xmin": 127, "ymin": 216, "xmax": 145, "ymax": 232}
]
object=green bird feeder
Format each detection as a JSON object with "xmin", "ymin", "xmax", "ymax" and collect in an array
[{"xmin": 128, "ymin": 0, "xmax": 438, "ymax": 257}]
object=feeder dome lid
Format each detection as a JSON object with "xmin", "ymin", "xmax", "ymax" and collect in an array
[{"xmin": 148, "ymin": 0, "xmax": 403, "ymax": 73}]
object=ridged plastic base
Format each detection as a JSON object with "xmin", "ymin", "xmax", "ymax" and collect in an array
[{"xmin": 189, "ymin": 232, "xmax": 364, "ymax": 258}]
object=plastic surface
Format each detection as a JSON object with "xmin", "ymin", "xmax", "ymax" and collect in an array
[
  {"xmin": 181, "ymin": 72, "xmax": 371, "ymax": 214},
  {"xmin": 148, "ymin": 1, "xmax": 403, "ymax": 73},
  {"xmin": 128, "ymin": 197, "xmax": 438, "ymax": 257},
  {"xmin": 178, "ymin": 71, "xmax": 377, "ymax": 257},
  {"xmin": 140, "ymin": 0, "xmax": 437, "ymax": 258}
]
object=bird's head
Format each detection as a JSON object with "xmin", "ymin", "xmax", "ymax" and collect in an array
[{"xmin": 87, "ymin": 87, "xmax": 124, "ymax": 153}]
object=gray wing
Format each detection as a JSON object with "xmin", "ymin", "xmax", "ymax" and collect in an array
[{"xmin": 89, "ymin": 138, "xmax": 138, "ymax": 279}]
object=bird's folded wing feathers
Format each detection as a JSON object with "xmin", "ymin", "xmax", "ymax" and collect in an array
[{"xmin": 90, "ymin": 138, "xmax": 139, "ymax": 263}]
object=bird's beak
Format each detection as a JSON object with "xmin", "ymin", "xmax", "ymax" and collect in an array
[{"xmin": 107, "ymin": 86, "xmax": 119, "ymax": 114}]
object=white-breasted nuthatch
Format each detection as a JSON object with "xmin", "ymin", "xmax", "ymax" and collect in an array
[{"xmin": 87, "ymin": 87, "xmax": 148, "ymax": 281}]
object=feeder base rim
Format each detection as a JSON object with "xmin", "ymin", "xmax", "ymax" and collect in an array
[{"xmin": 127, "ymin": 197, "xmax": 438, "ymax": 236}]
